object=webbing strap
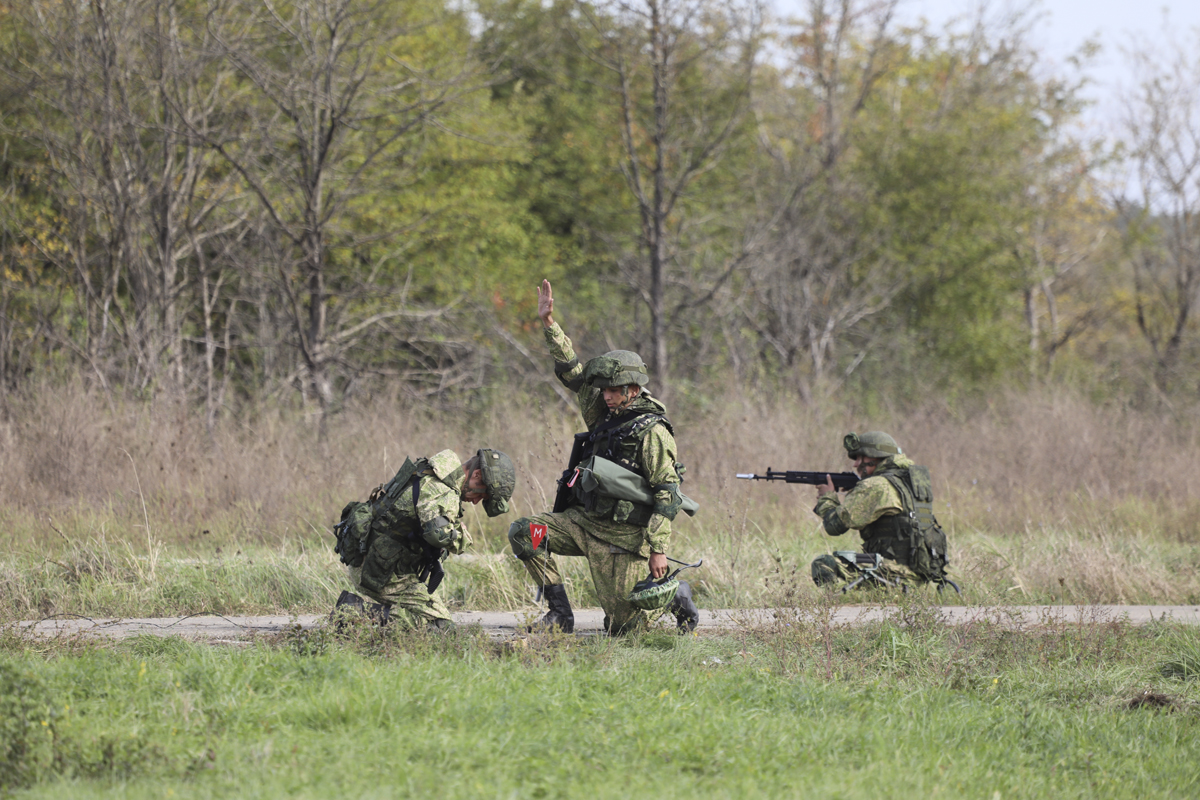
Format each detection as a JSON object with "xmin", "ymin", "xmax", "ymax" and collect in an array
[{"xmin": 371, "ymin": 466, "xmax": 434, "ymax": 543}]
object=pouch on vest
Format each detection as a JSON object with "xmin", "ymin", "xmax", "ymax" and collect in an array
[
  {"xmin": 333, "ymin": 501, "xmax": 374, "ymax": 568},
  {"xmin": 359, "ymin": 532, "xmax": 412, "ymax": 595},
  {"xmin": 573, "ymin": 455, "xmax": 699, "ymax": 516}
]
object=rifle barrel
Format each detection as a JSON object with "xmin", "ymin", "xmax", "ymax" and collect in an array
[{"xmin": 735, "ymin": 469, "xmax": 860, "ymax": 490}]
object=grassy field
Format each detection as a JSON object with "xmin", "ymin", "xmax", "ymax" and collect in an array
[
  {"xmin": 2, "ymin": 385, "xmax": 1200, "ymax": 623},
  {"xmin": 3, "ymin": 384, "xmax": 1200, "ymax": 797},
  {"xmin": 2, "ymin": 600, "xmax": 1199, "ymax": 798}
]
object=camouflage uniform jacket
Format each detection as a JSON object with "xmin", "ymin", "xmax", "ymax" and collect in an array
[
  {"xmin": 544, "ymin": 321, "xmax": 679, "ymax": 555},
  {"xmin": 371, "ymin": 449, "xmax": 474, "ymax": 573},
  {"xmin": 813, "ymin": 455, "xmax": 914, "ymax": 557}
]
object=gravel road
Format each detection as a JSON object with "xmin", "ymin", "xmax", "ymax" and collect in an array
[{"xmin": 12, "ymin": 604, "xmax": 1200, "ymax": 642}]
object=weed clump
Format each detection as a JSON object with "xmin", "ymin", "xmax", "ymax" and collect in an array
[
  {"xmin": 1156, "ymin": 627, "xmax": 1200, "ymax": 681},
  {"xmin": 0, "ymin": 661, "xmax": 54, "ymax": 791},
  {"xmin": 1126, "ymin": 690, "xmax": 1182, "ymax": 712},
  {"xmin": 0, "ymin": 656, "xmax": 175, "ymax": 792}
]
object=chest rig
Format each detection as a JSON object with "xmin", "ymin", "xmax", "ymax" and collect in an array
[{"xmin": 552, "ymin": 411, "xmax": 673, "ymax": 526}]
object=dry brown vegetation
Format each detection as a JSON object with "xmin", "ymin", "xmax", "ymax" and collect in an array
[{"xmin": 1, "ymin": 381, "xmax": 1198, "ymax": 615}]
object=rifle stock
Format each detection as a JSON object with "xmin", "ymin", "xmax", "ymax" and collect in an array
[{"xmin": 735, "ymin": 469, "xmax": 860, "ymax": 491}]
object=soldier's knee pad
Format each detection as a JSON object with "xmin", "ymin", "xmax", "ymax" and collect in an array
[
  {"xmin": 508, "ymin": 517, "xmax": 547, "ymax": 561},
  {"xmin": 811, "ymin": 555, "xmax": 840, "ymax": 587}
]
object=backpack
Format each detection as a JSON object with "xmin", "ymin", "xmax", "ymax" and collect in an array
[
  {"xmin": 332, "ymin": 457, "xmax": 423, "ymax": 568},
  {"xmin": 882, "ymin": 465, "xmax": 950, "ymax": 582}
]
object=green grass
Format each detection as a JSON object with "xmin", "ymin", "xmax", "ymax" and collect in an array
[
  {"xmin": 0, "ymin": 540, "xmax": 614, "ymax": 623},
  {"xmin": 2, "ymin": 612, "xmax": 1198, "ymax": 798},
  {"xmin": 4, "ymin": 528, "xmax": 1199, "ymax": 625}
]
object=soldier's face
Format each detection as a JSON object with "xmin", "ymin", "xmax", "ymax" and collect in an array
[
  {"xmin": 463, "ymin": 469, "xmax": 489, "ymax": 505},
  {"xmin": 853, "ymin": 455, "xmax": 881, "ymax": 478},
  {"xmin": 602, "ymin": 384, "xmax": 640, "ymax": 412}
]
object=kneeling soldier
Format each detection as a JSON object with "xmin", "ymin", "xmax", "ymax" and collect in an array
[
  {"xmin": 506, "ymin": 280, "xmax": 700, "ymax": 635},
  {"xmin": 332, "ymin": 448, "xmax": 515, "ymax": 628}
]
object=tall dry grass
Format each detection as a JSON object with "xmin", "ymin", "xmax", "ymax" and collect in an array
[{"xmin": 1, "ymin": 380, "xmax": 1198, "ymax": 609}]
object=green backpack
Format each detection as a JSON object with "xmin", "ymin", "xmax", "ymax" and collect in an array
[
  {"xmin": 332, "ymin": 457, "xmax": 423, "ymax": 569},
  {"xmin": 881, "ymin": 465, "xmax": 949, "ymax": 582}
]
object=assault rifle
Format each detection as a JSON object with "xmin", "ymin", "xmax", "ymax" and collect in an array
[{"xmin": 735, "ymin": 469, "xmax": 860, "ymax": 491}]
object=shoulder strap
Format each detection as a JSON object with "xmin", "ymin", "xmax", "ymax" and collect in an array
[
  {"xmin": 588, "ymin": 412, "xmax": 673, "ymax": 442},
  {"xmin": 372, "ymin": 457, "xmax": 434, "ymax": 528},
  {"xmin": 627, "ymin": 413, "xmax": 673, "ymax": 439},
  {"xmin": 906, "ymin": 465, "xmax": 933, "ymax": 503},
  {"xmin": 878, "ymin": 468, "xmax": 916, "ymax": 513}
]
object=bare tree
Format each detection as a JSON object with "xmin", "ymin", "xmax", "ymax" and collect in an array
[
  {"xmin": 735, "ymin": 0, "xmax": 899, "ymax": 400},
  {"xmin": 575, "ymin": 0, "xmax": 763, "ymax": 392},
  {"xmin": 1119, "ymin": 26, "xmax": 1200, "ymax": 392},
  {"xmin": 1018, "ymin": 164, "xmax": 1109, "ymax": 377},
  {"xmin": 1, "ymin": 0, "xmax": 240, "ymax": 394},
  {"xmin": 203, "ymin": 0, "xmax": 484, "ymax": 432}
]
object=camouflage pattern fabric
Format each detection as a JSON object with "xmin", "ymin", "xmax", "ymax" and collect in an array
[
  {"xmin": 346, "ymin": 566, "xmax": 453, "ymax": 625},
  {"xmin": 811, "ymin": 454, "xmax": 928, "ymax": 588},
  {"xmin": 812, "ymin": 454, "xmax": 912, "ymax": 535},
  {"xmin": 348, "ymin": 449, "xmax": 472, "ymax": 623},
  {"xmin": 509, "ymin": 506, "xmax": 665, "ymax": 633},
  {"xmin": 544, "ymin": 321, "xmax": 678, "ymax": 554},
  {"xmin": 380, "ymin": 449, "xmax": 474, "ymax": 554},
  {"xmin": 810, "ymin": 553, "xmax": 921, "ymax": 587}
]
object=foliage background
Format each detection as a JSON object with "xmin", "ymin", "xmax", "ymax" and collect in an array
[{"xmin": 0, "ymin": 0, "xmax": 1199, "ymax": 615}]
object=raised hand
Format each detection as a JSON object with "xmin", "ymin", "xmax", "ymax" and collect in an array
[{"xmin": 537, "ymin": 279, "xmax": 555, "ymax": 328}]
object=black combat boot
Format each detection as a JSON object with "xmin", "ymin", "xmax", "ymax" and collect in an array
[
  {"xmin": 533, "ymin": 584, "xmax": 575, "ymax": 633},
  {"xmin": 334, "ymin": 590, "xmax": 366, "ymax": 614},
  {"xmin": 668, "ymin": 580, "xmax": 700, "ymax": 633},
  {"xmin": 367, "ymin": 602, "xmax": 391, "ymax": 626},
  {"xmin": 331, "ymin": 590, "xmax": 366, "ymax": 632}
]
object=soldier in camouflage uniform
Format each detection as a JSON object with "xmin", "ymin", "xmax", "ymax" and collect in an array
[
  {"xmin": 504, "ymin": 279, "xmax": 700, "ymax": 635},
  {"xmin": 811, "ymin": 431, "xmax": 950, "ymax": 590},
  {"xmin": 333, "ymin": 448, "xmax": 515, "ymax": 628}
]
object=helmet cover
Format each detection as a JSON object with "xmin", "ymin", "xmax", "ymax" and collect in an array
[
  {"xmin": 583, "ymin": 350, "xmax": 649, "ymax": 389},
  {"xmin": 843, "ymin": 431, "xmax": 901, "ymax": 459},
  {"xmin": 627, "ymin": 575, "xmax": 679, "ymax": 610},
  {"xmin": 477, "ymin": 448, "xmax": 515, "ymax": 517}
]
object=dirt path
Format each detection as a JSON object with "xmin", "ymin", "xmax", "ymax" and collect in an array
[{"xmin": 12, "ymin": 604, "xmax": 1200, "ymax": 642}]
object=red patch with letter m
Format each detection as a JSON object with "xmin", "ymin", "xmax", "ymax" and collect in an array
[{"xmin": 529, "ymin": 523, "xmax": 547, "ymax": 551}]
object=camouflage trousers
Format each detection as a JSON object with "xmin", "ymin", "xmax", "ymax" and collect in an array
[
  {"xmin": 346, "ymin": 566, "xmax": 453, "ymax": 627},
  {"xmin": 810, "ymin": 551, "xmax": 923, "ymax": 590},
  {"xmin": 509, "ymin": 506, "xmax": 655, "ymax": 634}
]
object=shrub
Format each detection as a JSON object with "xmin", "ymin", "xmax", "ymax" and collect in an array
[{"xmin": 0, "ymin": 661, "xmax": 54, "ymax": 791}]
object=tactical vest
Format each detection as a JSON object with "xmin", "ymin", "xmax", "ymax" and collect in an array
[
  {"xmin": 859, "ymin": 464, "xmax": 949, "ymax": 581},
  {"xmin": 556, "ymin": 411, "xmax": 674, "ymax": 527}
]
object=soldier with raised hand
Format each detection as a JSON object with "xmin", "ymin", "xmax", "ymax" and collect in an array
[
  {"xmin": 505, "ymin": 279, "xmax": 699, "ymax": 634},
  {"xmin": 332, "ymin": 448, "xmax": 515, "ymax": 628},
  {"xmin": 811, "ymin": 431, "xmax": 951, "ymax": 590}
]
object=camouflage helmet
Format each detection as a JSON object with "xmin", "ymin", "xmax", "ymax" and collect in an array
[
  {"xmin": 583, "ymin": 350, "xmax": 648, "ymax": 389},
  {"xmin": 843, "ymin": 431, "xmax": 902, "ymax": 460},
  {"xmin": 627, "ymin": 574, "xmax": 679, "ymax": 610},
  {"xmin": 476, "ymin": 448, "xmax": 515, "ymax": 517}
]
